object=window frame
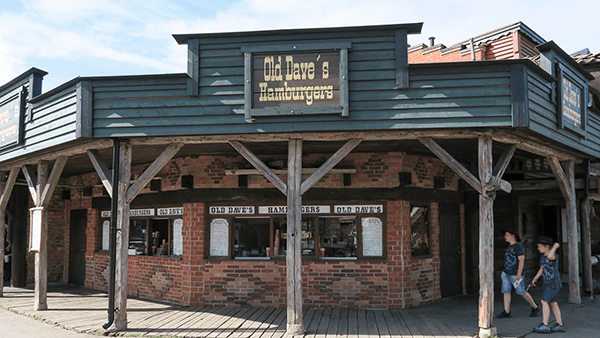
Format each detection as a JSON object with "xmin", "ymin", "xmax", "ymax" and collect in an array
[
  {"xmin": 409, "ymin": 203, "xmax": 432, "ymax": 259},
  {"xmin": 205, "ymin": 202, "xmax": 387, "ymax": 260}
]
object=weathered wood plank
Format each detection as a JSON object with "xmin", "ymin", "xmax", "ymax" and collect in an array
[
  {"xmin": 230, "ymin": 307, "xmax": 273, "ymax": 338},
  {"xmin": 301, "ymin": 139, "xmax": 361, "ymax": 195},
  {"xmin": 357, "ymin": 309, "xmax": 369, "ymax": 337},
  {"xmin": 418, "ymin": 137, "xmax": 482, "ymax": 194},
  {"xmin": 126, "ymin": 143, "xmax": 183, "ymax": 203},
  {"xmin": 286, "ymin": 138, "xmax": 304, "ymax": 336},
  {"xmin": 347, "ymin": 309, "xmax": 359, "ymax": 338},
  {"xmin": 33, "ymin": 161, "xmax": 48, "ymax": 311},
  {"xmin": 114, "ymin": 142, "xmax": 131, "ymax": 330},
  {"xmin": 230, "ymin": 140, "xmax": 287, "ymax": 195},
  {"xmin": 314, "ymin": 308, "xmax": 333, "ymax": 338},
  {"xmin": 564, "ymin": 160, "xmax": 581, "ymax": 304},
  {"xmin": 492, "ymin": 144, "xmax": 516, "ymax": 178},
  {"xmin": 478, "ymin": 136, "xmax": 496, "ymax": 336},
  {"xmin": 304, "ymin": 308, "xmax": 324, "ymax": 338},
  {"xmin": 399, "ymin": 310, "xmax": 423, "ymax": 338},
  {"xmin": 87, "ymin": 149, "xmax": 113, "ymax": 198},
  {"xmin": 325, "ymin": 308, "xmax": 340, "ymax": 338},
  {"xmin": 21, "ymin": 164, "xmax": 38, "ymax": 206},
  {"xmin": 547, "ymin": 157, "xmax": 574, "ymax": 202},
  {"xmin": 39, "ymin": 156, "xmax": 67, "ymax": 207},
  {"xmin": 374, "ymin": 310, "xmax": 391, "ymax": 338}
]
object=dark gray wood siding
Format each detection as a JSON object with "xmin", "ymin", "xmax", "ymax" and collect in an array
[
  {"xmin": 527, "ymin": 68, "xmax": 600, "ymax": 158},
  {"xmin": 91, "ymin": 30, "xmax": 514, "ymax": 137}
]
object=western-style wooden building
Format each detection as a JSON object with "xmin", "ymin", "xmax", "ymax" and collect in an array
[{"xmin": 0, "ymin": 22, "xmax": 597, "ymax": 337}]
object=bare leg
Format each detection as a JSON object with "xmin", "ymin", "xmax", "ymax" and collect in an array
[
  {"xmin": 541, "ymin": 300, "xmax": 550, "ymax": 325},
  {"xmin": 521, "ymin": 293, "xmax": 537, "ymax": 308},
  {"xmin": 503, "ymin": 293, "xmax": 511, "ymax": 312},
  {"xmin": 550, "ymin": 302, "xmax": 562, "ymax": 325}
]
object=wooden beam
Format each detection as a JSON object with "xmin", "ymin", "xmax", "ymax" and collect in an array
[
  {"xmin": 225, "ymin": 168, "xmax": 356, "ymax": 175},
  {"xmin": 39, "ymin": 156, "xmax": 67, "ymax": 208},
  {"xmin": 301, "ymin": 139, "xmax": 362, "ymax": 195},
  {"xmin": 0, "ymin": 172, "xmax": 6, "ymax": 296},
  {"xmin": 126, "ymin": 143, "xmax": 183, "ymax": 203},
  {"xmin": 581, "ymin": 197, "xmax": 593, "ymax": 297},
  {"xmin": 547, "ymin": 157, "xmax": 574, "ymax": 201},
  {"xmin": 492, "ymin": 144, "xmax": 516, "ymax": 178},
  {"xmin": 477, "ymin": 136, "xmax": 497, "ymax": 337},
  {"xmin": 22, "ymin": 165, "xmax": 38, "ymax": 206},
  {"xmin": 483, "ymin": 173, "xmax": 512, "ymax": 193},
  {"xmin": 0, "ymin": 168, "xmax": 19, "ymax": 210},
  {"xmin": 492, "ymin": 134, "xmax": 578, "ymax": 161},
  {"xmin": 33, "ymin": 161, "xmax": 48, "ymax": 311},
  {"xmin": 418, "ymin": 137, "xmax": 483, "ymax": 194},
  {"xmin": 115, "ymin": 142, "xmax": 132, "ymax": 330},
  {"xmin": 286, "ymin": 139, "xmax": 304, "ymax": 336},
  {"xmin": 88, "ymin": 150, "xmax": 113, "ymax": 198},
  {"xmin": 229, "ymin": 140, "xmax": 287, "ymax": 195},
  {"xmin": 564, "ymin": 160, "xmax": 581, "ymax": 304},
  {"xmin": 511, "ymin": 179, "xmax": 589, "ymax": 191},
  {"xmin": 0, "ymin": 139, "xmax": 113, "ymax": 171}
]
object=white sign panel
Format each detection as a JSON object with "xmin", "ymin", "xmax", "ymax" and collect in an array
[
  {"xmin": 102, "ymin": 208, "xmax": 156, "ymax": 217},
  {"xmin": 258, "ymin": 205, "xmax": 331, "ymax": 214},
  {"xmin": 209, "ymin": 206, "xmax": 255, "ymax": 215},
  {"xmin": 173, "ymin": 219, "xmax": 183, "ymax": 256},
  {"xmin": 29, "ymin": 207, "xmax": 43, "ymax": 252},
  {"xmin": 210, "ymin": 218, "xmax": 229, "ymax": 256},
  {"xmin": 157, "ymin": 207, "xmax": 183, "ymax": 216},
  {"xmin": 334, "ymin": 205, "xmax": 383, "ymax": 214},
  {"xmin": 102, "ymin": 220, "xmax": 110, "ymax": 251},
  {"xmin": 362, "ymin": 217, "xmax": 383, "ymax": 256}
]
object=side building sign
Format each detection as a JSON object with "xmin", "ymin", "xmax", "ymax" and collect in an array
[{"xmin": 0, "ymin": 87, "xmax": 25, "ymax": 149}]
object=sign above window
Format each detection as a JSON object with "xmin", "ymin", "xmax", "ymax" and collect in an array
[
  {"xmin": 0, "ymin": 88, "xmax": 25, "ymax": 150},
  {"xmin": 242, "ymin": 42, "xmax": 351, "ymax": 121}
]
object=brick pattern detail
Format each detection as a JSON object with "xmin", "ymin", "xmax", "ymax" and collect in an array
[
  {"xmin": 360, "ymin": 155, "xmax": 389, "ymax": 182},
  {"xmin": 414, "ymin": 158, "xmax": 428, "ymax": 183},
  {"xmin": 204, "ymin": 262, "xmax": 282, "ymax": 307},
  {"xmin": 443, "ymin": 165, "xmax": 455, "ymax": 186},
  {"xmin": 307, "ymin": 262, "xmax": 388, "ymax": 308}
]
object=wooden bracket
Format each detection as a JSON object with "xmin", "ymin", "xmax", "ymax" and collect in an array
[
  {"xmin": 88, "ymin": 149, "xmax": 113, "ymax": 198},
  {"xmin": 229, "ymin": 140, "xmax": 288, "ymax": 195}
]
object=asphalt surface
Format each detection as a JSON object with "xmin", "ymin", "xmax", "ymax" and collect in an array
[{"xmin": 0, "ymin": 309, "xmax": 105, "ymax": 338}]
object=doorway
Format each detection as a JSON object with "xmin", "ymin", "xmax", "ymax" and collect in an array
[
  {"xmin": 439, "ymin": 204, "xmax": 462, "ymax": 298},
  {"xmin": 69, "ymin": 210, "xmax": 87, "ymax": 285}
]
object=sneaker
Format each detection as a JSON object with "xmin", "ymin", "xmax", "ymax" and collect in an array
[
  {"xmin": 550, "ymin": 324, "xmax": 565, "ymax": 332},
  {"xmin": 497, "ymin": 310, "xmax": 511, "ymax": 318},
  {"xmin": 530, "ymin": 306, "xmax": 540, "ymax": 317},
  {"xmin": 533, "ymin": 323, "xmax": 551, "ymax": 333}
]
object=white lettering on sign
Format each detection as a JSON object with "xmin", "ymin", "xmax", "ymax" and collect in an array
[
  {"xmin": 258, "ymin": 205, "xmax": 331, "ymax": 214},
  {"xmin": 209, "ymin": 206, "xmax": 256, "ymax": 215},
  {"xmin": 334, "ymin": 205, "xmax": 383, "ymax": 214},
  {"xmin": 102, "ymin": 208, "xmax": 156, "ymax": 217},
  {"xmin": 157, "ymin": 207, "xmax": 183, "ymax": 216}
]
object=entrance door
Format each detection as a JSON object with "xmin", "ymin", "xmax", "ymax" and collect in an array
[
  {"xmin": 69, "ymin": 210, "xmax": 87, "ymax": 285},
  {"xmin": 439, "ymin": 204, "xmax": 462, "ymax": 298}
]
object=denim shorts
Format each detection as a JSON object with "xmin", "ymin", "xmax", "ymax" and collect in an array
[
  {"xmin": 501, "ymin": 271, "xmax": 527, "ymax": 295},
  {"xmin": 542, "ymin": 287, "xmax": 560, "ymax": 303}
]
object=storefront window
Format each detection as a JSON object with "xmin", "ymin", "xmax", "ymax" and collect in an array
[
  {"xmin": 410, "ymin": 205, "xmax": 430, "ymax": 257},
  {"xmin": 208, "ymin": 203, "xmax": 385, "ymax": 260},
  {"xmin": 233, "ymin": 217, "xmax": 270, "ymax": 258},
  {"xmin": 319, "ymin": 216, "xmax": 357, "ymax": 258},
  {"xmin": 130, "ymin": 219, "xmax": 148, "ymax": 255}
]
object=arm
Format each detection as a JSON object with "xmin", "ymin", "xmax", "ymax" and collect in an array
[
  {"xmin": 532, "ymin": 266, "xmax": 543, "ymax": 286},
  {"xmin": 516, "ymin": 255, "xmax": 525, "ymax": 280},
  {"xmin": 547, "ymin": 243, "xmax": 560, "ymax": 261}
]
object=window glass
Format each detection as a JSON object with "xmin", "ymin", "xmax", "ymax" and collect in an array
[
  {"xmin": 152, "ymin": 219, "xmax": 171, "ymax": 256},
  {"xmin": 233, "ymin": 217, "xmax": 270, "ymax": 258},
  {"xmin": 410, "ymin": 205, "xmax": 430, "ymax": 257},
  {"xmin": 130, "ymin": 219, "xmax": 148, "ymax": 255},
  {"xmin": 273, "ymin": 217, "xmax": 316, "ymax": 257},
  {"xmin": 319, "ymin": 216, "xmax": 357, "ymax": 258}
]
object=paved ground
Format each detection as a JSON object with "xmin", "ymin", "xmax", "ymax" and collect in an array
[
  {"xmin": 0, "ymin": 310, "xmax": 105, "ymax": 338},
  {"xmin": 0, "ymin": 284, "xmax": 598, "ymax": 338}
]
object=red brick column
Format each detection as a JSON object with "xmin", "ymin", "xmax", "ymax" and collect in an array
[{"xmin": 182, "ymin": 202, "xmax": 204, "ymax": 306}]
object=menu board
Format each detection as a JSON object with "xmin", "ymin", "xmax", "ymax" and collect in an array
[
  {"xmin": 210, "ymin": 218, "xmax": 229, "ymax": 256},
  {"xmin": 102, "ymin": 220, "xmax": 110, "ymax": 251},
  {"xmin": 362, "ymin": 217, "xmax": 383, "ymax": 256},
  {"xmin": 29, "ymin": 207, "xmax": 43, "ymax": 252},
  {"xmin": 173, "ymin": 219, "xmax": 183, "ymax": 256}
]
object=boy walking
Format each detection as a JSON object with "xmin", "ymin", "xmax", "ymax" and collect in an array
[
  {"xmin": 532, "ymin": 236, "xmax": 565, "ymax": 333},
  {"xmin": 497, "ymin": 230, "xmax": 539, "ymax": 318}
]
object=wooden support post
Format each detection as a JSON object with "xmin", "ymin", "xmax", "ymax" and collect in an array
[
  {"xmin": 34, "ymin": 161, "xmax": 48, "ymax": 311},
  {"xmin": 115, "ymin": 142, "xmax": 132, "ymax": 330},
  {"xmin": 581, "ymin": 197, "xmax": 593, "ymax": 297},
  {"xmin": 0, "ymin": 172, "xmax": 5, "ymax": 297},
  {"xmin": 286, "ymin": 139, "xmax": 304, "ymax": 336},
  {"xmin": 548, "ymin": 158, "xmax": 580, "ymax": 304},
  {"xmin": 477, "ymin": 136, "xmax": 497, "ymax": 337}
]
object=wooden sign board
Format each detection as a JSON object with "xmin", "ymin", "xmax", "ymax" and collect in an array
[
  {"xmin": 252, "ymin": 52, "xmax": 340, "ymax": 109},
  {"xmin": 0, "ymin": 89, "xmax": 24, "ymax": 150},
  {"xmin": 561, "ymin": 76, "xmax": 583, "ymax": 129}
]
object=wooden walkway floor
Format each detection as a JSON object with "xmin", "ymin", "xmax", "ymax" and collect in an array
[{"xmin": 0, "ymin": 286, "xmax": 476, "ymax": 338}]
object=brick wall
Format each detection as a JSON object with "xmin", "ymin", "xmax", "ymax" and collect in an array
[{"xmin": 33, "ymin": 150, "xmax": 458, "ymax": 310}]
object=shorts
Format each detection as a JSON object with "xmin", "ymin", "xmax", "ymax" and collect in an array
[
  {"xmin": 541, "ymin": 287, "xmax": 560, "ymax": 303},
  {"xmin": 501, "ymin": 271, "xmax": 527, "ymax": 295}
]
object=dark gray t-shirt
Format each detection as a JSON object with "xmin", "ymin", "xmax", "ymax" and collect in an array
[
  {"xmin": 503, "ymin": 242, "xmax": 525, "ymax": 276},
  {"xmin": 540, "ymin": 254, "xmax": 562, "ymax": 289}
]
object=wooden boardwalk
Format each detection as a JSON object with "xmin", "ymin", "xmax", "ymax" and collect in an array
[{"xmin": 0, "ymin": 286, "xmax": 476, "ymax": 338}]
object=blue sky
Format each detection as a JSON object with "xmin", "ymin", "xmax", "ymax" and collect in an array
[{"xmin": 1, "ymin": 0, "xmax": 599, "ymax": 92}]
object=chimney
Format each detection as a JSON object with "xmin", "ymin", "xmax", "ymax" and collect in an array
[{"xmin": 429, "ymin": 37, "xmax": 435, "ymax": 47}]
